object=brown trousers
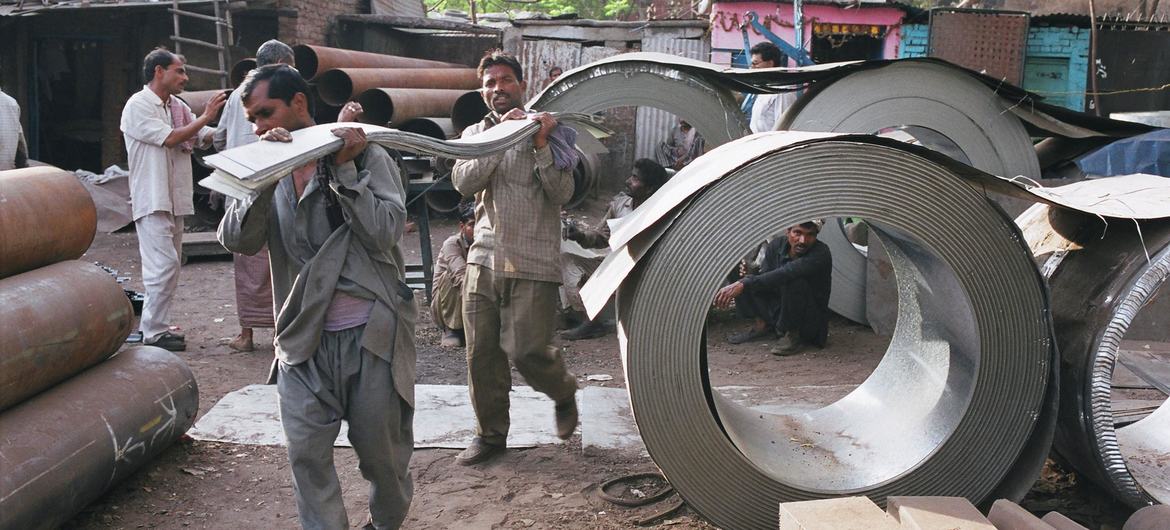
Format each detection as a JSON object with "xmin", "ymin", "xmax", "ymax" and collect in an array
[
  {"xmin": 462, "ymin": 264, "xmax": 577, "ymax": 445},
  {"xmin": 429, "ymin": 272, "xmax": 463, "ymax": 332}
]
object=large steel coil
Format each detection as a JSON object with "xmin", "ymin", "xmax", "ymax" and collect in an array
[
  {"xmin": 0, "ymin": 260, "xmax": 133, "ymax": 412},
  {"xmin": 0, "ymin": 166, "xmax": 97, "ymax": 279},
  {"xmin": 0, "ymin": 346, "xmax": 199, "ymax": 530},
  {"xmin": 778, "ymin": 61, "xmax": 1042, "ymax": 325},
  {"xmin": 1026, "ymin": 206, "xmax": 1170, "ymax": 508},
  {"xmin": 293, "ymin": 44, "xmax": 463, "ymax": 81},
  {"xmin": 355, "ymin": 88, "xmax": 474, "ymax": 126},
  {"xmin": 594, "ymin": 134, "xmax": 1054, "ymax": 529},
  {"xmin": 317, "ymin": 68, "xmax": 480, "ymax": 106}
]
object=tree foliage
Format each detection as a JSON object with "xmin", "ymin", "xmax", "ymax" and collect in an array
[{"xmin": 425, "ymin": 0, "xmax": 634, "ymax": 20}]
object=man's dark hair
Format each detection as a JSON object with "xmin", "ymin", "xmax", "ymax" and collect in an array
[
  {"xmin": 548, "ymin": 66, "xmax": 563, "ymax": 77},
  {"xmin": 633, "ymin": 158, "xmax": 669, "ymax": 192},
  {"xmin": 749, "ymin": 41, "xmax": 783, "ymax": 66},
  {"xmin": 241, "ymin": 64, "xmax": 314, "ymax": 115},
  {"xmin": 142, "ymin": 48, "xmax": 182, "ymax": 83},
  {"xmin": 477, "ymin": 49, "xmax": 523, "ymax": 82},
  {"xmin": 458, "ymin": 203, "xmax": 476, "ymax": 223}
]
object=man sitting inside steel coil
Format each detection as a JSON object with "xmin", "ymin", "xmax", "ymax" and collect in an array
[
  {"xmin": 714, "ymin": 221, "xmax": 832, "ymax": 355},
  {"xmin": 560, "ymin": 158, "xmax": 669, "ymax": 340}
]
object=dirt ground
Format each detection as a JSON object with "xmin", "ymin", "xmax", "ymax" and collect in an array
[{"xmin": 62, "ymin": 197, "xmax": 1141, "ymax": 529}]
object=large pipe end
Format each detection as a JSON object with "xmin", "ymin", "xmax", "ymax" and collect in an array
[
  {"xmin": 317, "ymin": 69, "xmax": 355, "ymax": 107},
  {"xmin": 293, "ymin": 44, "xmax": 320, "ymax": 80},
  {"xmin": 398, "ymin": 117, "xmax": 453, "ymax": 140},
  {"xmin": 356, "ymin": 89, "xmax": 393, "ymax": 125},
  {"xmin": 230, "ymin": 58, "xmax": 256, "ymax": 87},
  {"xmin": 452, "ymin": 90, "xmax": 489, "ymax": 133}
]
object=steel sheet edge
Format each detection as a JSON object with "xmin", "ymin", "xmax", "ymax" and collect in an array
[
  {"xmin": 0, "ymin": 261, "xmax": 133, "ymax": 412},
  {"xmin": 0, "ymin": 167, "xmax": 97, "ymax": 279},
  {"xmin": 596, "ymin": 134, "xmax": 1055, "ymax": 528},
  {"xmin": 0, "ymin": 346, "xmax": 199, "ymax": 530},
  {"xmin": 1021, "ymin": 206, "xmax": 1170, "ymax": 507}
]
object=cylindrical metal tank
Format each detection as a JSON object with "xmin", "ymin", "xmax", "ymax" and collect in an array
[
  {"xmin": 0, "ymin": 260, "xmax": 133, "ymax": 412},
  {"xmin": 0, "ymin": 346, "xmax": 199, "ymax": 530},
  {"xmin": 293, "ymin": 44, "xmax": 463, "ymax": 81},
  {"xmin": 317, "ymin": 68, "xmax": 480, "ymax": 106},
  {"xmin": 0, "ymin": 166, "xmax": 97, "ymax": 279},
  {"xmin": 355, "ymin": 88, "xmax": 473, "ymax": 126}
]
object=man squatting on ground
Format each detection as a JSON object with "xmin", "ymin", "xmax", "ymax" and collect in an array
[
  {"xmin": 452, "ymin": 50, "xmax": 580, "ymax": 466},
  {"xmin": 714, "ymin": 221, "xmax": 832, "ymax": 356},
  {"xmin": 121, "ymin": 48, "xmax": 226, "ymax": 351},
  {"xmin": 431, "ymin": 204, "xmax": 475, "ymax": 347},
  {"xmin": 560, "ymin": 158, "xmax": 670, "ymax": 340},
  {"xmin": 218, "ymin": 64, "xmax": 416, "ymax": 530}
]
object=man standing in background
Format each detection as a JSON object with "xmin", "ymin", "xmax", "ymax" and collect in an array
[
  {"xmin": 0, "ymin": 87, "xmax": 28, "ymax": 171},
  {"xmin": 121, "ymin": 48, "xmax": 225, "ymax": 351}
]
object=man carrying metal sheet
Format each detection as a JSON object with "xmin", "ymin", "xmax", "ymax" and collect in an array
[
  {"xmin": 452, "ymin": 50, "xmax": 579, "ymax": 466},
  {"xmin": 120, "ymin": 48, "xmax": 226, "ymax": 352},
  {"xmin": 715, "ymin": 221, "xmax": 832, "ymax": 355},
  {"xmin": 217, "ymin": 64, "xmax": 416, "ymax": 530}
]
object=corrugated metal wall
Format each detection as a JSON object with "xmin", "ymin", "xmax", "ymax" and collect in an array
[
  {"xmin": 521, "ymin": 40, "xmax": 582, "ymax": 102},
  {"xmin": 371, "ymin": 0, "xmax": 425, "ymax": 18},
  {"xmin": 635, "ymin": 37, "xmax": 710, "ymax": 162}
]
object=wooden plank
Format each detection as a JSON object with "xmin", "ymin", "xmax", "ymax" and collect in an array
[{"xmin": 886, "ymin": 496, "xmax": 996, "ymax": 530}]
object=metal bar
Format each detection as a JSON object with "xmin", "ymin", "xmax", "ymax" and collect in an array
[
  {"xmin": 170, "ymin": 35, "xmax": 225, "ymax": 51},
  {"xmin": 168, "ymin": 7, "xmax": 220, "ymax": 22},
  {"xmin": 172, "ymin": 0, "xmax": 182, "ymax": 55},
  {"xmin": 213, "ymin": 0, "xmax": 226, "ymax": 89},
  {"xmin": 184, "ymin": 64, "xmax": 229, "ymax": 76}
]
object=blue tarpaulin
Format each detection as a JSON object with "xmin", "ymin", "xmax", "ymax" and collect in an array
[{"xmin": 1077, "ymin": 128, "xmax": 1170, "ymax": 177}]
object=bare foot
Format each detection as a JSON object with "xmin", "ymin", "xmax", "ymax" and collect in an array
[{"xmin": 228, "ymin": 334, "xmax": 255, "ymax": 352}]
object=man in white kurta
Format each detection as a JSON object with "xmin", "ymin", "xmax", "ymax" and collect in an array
[
  {"xmin": 748, "ymin": 41, "xmax": 799, "ymax": 134},
  {"xmin": 120, "ymin": 48, "xmax": 225, "ymax": 350}
]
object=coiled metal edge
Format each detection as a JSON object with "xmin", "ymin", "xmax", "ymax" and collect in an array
[{"xmin": 616, "ymin": 139, "xmax": 1053, "ymax": 529}]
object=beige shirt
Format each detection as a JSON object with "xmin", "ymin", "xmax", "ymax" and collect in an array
[
  {"xmin": 0, "ymin": 89, "xmax": 26, "ymax": 171},
  {"xmin": 452, "ymin": 114, "xmax": 574, "ymax": 283},
  {"xmin": 434, "ymin": 233, "xmax": 470, "ymax": 288},
  {"xmin": 120, "ymin": 86, "xmax": 213, "ymax": 220}
]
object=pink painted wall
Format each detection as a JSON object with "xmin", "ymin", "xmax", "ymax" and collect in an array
[{"xmin": 710, "ymin": 2, "xmax": 907, "ymax": 63}]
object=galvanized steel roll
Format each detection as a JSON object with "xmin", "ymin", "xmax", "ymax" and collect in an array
[
  {"xmin": 778, "ymin": 61, "xmax": 1042, "ymax": 325},
  {"xmin": 612, "ymin": 135, "xmax": 1053, "ymax": 528},
  {"xmin": 317, "ymin": 68, "xmax": 480, "ymax": 106},
  {"xmin": 0, "ymin": 260, "xmax": 134, "ymax": 412},
  {"xmin": 293, "ymin": 44, "xmax": 463, "ymax": 81},
  {"xmin": 0, "ymin": 346, "xmax": 199, "ymax": 530},
  {"xmin": 0, "ymin": 166, "xmax": 97, "ymax": 279},
  {"xmin": 1027, "ymin": 206, "xmax": 1170, "ymax": 507}
]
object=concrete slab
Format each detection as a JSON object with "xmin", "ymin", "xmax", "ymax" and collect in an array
[{"xmin": 580, "ymin": 386, "xmax": 646, "ymax": 457}]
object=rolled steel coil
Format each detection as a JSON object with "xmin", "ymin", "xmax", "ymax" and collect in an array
[
  {"xmin": 606, "ymin": 134, "xmax": 1053, "ymax": 528},
  {"xmin": 567, "ymin": 147, "xmax": 600, "ymax": 210},
  {"xmin": 317, "ymin": 68, "xmax": 480, "ymax": 106},
  {"xmin": 0, "ymin": 260, "xmax": 133, "ymax": 412},
  {"xmin": 0, "ymin": 166, "xmax": 97, "ymax": 279},
  {"xmin": 1027, "ymin": 206, "xmax": 1170, "ymax": 507},
  {"xmin": 293, "ymin": 44, "xmax": 463, "ymax": 81},
  {"xmin": 355, "ymin": 88, "xmax": 474, "ymax": 126},
  {"xmin": 778, "ymin": 61, "xmax": 1042, "ymax": 325},
  {"xmin": 529, "ymin": 59, "xmax": 750, "ymax": 150},
  {"xmin": 0, "ymin": 346, "xmax": 199, "ymax": 530}
]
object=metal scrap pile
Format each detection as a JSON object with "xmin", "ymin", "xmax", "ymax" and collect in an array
[
  {"xmin": 531, "ymin": 53, "xmax": 1168, "ymax": 528},
  {"xmin": 0, "ymin": 166, "xmax": 200, "ymax": 530}
]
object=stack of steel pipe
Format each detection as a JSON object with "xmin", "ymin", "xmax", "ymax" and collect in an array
[
  {"xmin": 0, "ymin": 166, "xmax": 199, "ymax": 528},
  {"xmin": 531, "ymin": 53, "xmax": 1167, "ymax": 525}
]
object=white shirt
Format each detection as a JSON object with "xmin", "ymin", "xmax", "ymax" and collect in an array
[
  {"xmin": 0, "ymin": 89, "xmax": 26, "ymax": 171},
  {"xmin": 750, "ymin": 91, "xmax": 799, "ymax": 134},
  {"xmin": 120, "ymin": 86, "xmax": 213, "ymax": 220},
  {"xmin": 212, "ymin": 86, "xmax": 258, "ymax": 151}
]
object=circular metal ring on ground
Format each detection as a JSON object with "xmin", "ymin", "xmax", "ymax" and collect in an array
[
  {"xmin": 779, "ymin": 61, "xmax": 1042, "ymax": 325},
  {"xmin": 529, "ymin": 61, "xmax": 750, "ymax": 150},
  {"xmin": 1040, "ymin": 210, "xmax": 1170, "ymax": 508},
  {"xmin": 617, "ymin": 139, "xmax": 1052, "ymax": 529}
]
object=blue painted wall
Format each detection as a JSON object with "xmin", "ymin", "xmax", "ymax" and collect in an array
[{"xmin": 896, "ymin": 23, "xmax": 1088, "ymax": 111}]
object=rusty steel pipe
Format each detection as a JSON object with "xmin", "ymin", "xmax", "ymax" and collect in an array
[
  {"xmin": 230, "ymin": 57, "xmax": 256, "ymax": 86},
  {"xmin": 317, "ymin": 68, "xmax": 480, "ymax": 106},
  {"xmin": 0, "ymin": 346, "xmax": 198, "ymax": 530},
  {"xmin": 398, "ymin": 117, "xmax": 455, "ymax": 140},
  {"xmin": 355, "ymin": 88, "xmax": 473, "ymax": 126},
  {"xmin": 293, "ymin": 44, "xmax": 463, "ymax": 81},
  {"xmin": 178, "ymin": 89, "xmax": 230, "ymax": 117},
  {"xmin": 451, "ymin": 90, "xmax": 490, "ymax": 134},
  {"xmin": 0, "ymin": 166, "xmax": 96, "ymax": 279},
  {"xmin": 0, "ymin": 260, "xmax": 133, "ymax": 412}
]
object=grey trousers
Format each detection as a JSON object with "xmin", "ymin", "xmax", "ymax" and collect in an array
[{"xmin": 278, "ymin": 325, "xmax": 414, "ymax": 530}]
